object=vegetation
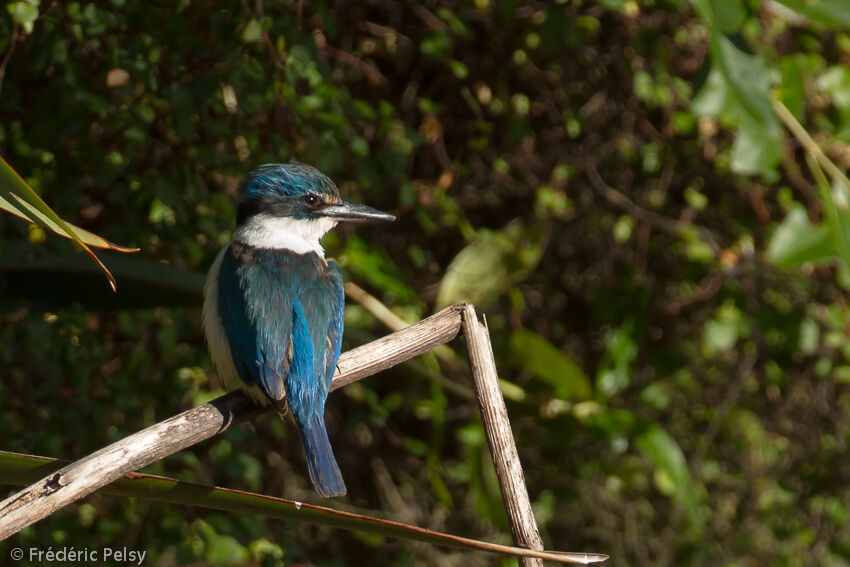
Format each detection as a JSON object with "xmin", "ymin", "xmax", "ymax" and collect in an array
[{"xmin": 2, "ymin": 0, "xmax": 850, "ymax": 565}]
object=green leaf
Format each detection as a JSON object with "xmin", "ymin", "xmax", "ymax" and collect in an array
[
  {"xmin": 0, "ymin": 450, "xmax": 607, "ymax": 565},
  {"xmin": 595, "ymin": 321, "xmax": 637, "ymax": 399},
  {"xmin": 691, "ymin": 16, "xmax": 784, "ymax": 177},
  {"xmin": 437, "ymin": 224, "xmax": 546, "ymax": 308},
  {"xmin": 0, "ymin": 156, "xmax": 138, "ymax": 290},
  {"xmin": 510, "ymin": 331, "xmax": 592, "ymax": 400},
  {"xmin": 711, "ymin": 0, "xmax": 746, "ymax": 33},
  {"xmin": 730, "ymin": 114, "xmax": 784, "ymax": 175},
  {"xmin": 635, "ymin": 425, "xmax": 704, "ymax": 530},
  {"xmin": 702, "ymin": 301, "xmax": 743, "ymax": 355},
  {"xmin": 772, "ymin": 0, "xmax": 850, "ymax": 28},
  {"xmin": 768, "ymin": 207, "xmax": 834, "ymax": 267},
  {"xmin": 711, "ymin": 29, "xmax": 782, "ymax": 133},
  {"xmin": 817, "ymin": 65, "xmax": 850, "ymax": 110},
  {"xmin": 7, "ymin": 0, "xmax": 39, "ymax": 33},
  {"xmin": 691, "ymin": 68, "xmax": 735, "ymax": 117},
  {"xmin": 241, "ymin": 18, "xmax": 263, "ymax": 43}
]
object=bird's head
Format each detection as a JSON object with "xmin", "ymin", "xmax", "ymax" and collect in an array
[{"xmin": 234, "ymin": 163, "xmax": 395, "ymax": 254}]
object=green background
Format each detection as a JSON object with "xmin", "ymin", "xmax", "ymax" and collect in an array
[{"xmin": 2, "ymin": 0, "xmax": 850, "ymax": 565}]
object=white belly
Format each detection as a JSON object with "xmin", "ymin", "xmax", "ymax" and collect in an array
[{"xmin": 202, "ymin": 247, "xmax": 271, "ymax": 406}]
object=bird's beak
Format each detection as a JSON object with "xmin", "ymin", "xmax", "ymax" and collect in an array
[{"xmin": 321, "ymin": 200, "xmax": 396, "ymax": 223}]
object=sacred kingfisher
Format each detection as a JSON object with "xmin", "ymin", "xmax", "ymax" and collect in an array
[{"xmin": 203, "ymin": 163, "xmax": 395, "ymax": 497}]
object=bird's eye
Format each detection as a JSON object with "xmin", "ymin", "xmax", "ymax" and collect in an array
[{"xmin": 303, "ymin": 195, "xmax": 320, "ymax": 206}]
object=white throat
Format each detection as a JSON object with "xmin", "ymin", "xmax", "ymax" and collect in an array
[{"xmin": 233, "ymin": 214, "xmax": 337, "ymax": 257}]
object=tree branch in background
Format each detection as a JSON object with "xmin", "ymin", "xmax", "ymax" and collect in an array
[
  {"xmin": 0, "ymin": 21, "xmax": 19, "ymax": 97},
  {"xmin": 585, "ymin": 160, "xmax": 721, "ymax": 253}
]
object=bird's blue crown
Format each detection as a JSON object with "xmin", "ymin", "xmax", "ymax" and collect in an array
[
  {"xmin": 240, "ymin": 163, "xmax": 340, "ymax": 203},
  {"xmin": 236, "ymin": 163, "xmax": 342, "ymax": 225}
]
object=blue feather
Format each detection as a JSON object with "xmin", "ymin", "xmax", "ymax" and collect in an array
[
  {"xmin": 217, "ymin": 241, "xmax": 346, "ymax": 496},
  {"xmin": 241, "ymin": 163, "xmax": 339, "ymax": 203}
]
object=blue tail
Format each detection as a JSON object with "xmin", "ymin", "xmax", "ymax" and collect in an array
[{"xmin": 297, "ymin": 415, "xmax": 346, "ymax": 497}]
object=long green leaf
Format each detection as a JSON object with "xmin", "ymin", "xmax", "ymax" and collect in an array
[
  {"xmin": 0, "ymin": 156, "xmax": 139, "ymax": 290},
  {"xmin": 0, "ymin": 451, "xmax": 607, "ymax": 565},
  {"xmin": 510, "ymin": 330, "xmax": 592, "ymax": 400},
  {"xmin": 0, "ymin": 192, "xmax": 137, "ymax": 252},
  {"xmin": 635, "ymin": 425, "xmax": 704, "ymax": 530}
]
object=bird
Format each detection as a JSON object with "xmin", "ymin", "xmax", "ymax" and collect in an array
[{"xmin": 202, "ymin": 162, "xmax": 395, "ymax": 497}]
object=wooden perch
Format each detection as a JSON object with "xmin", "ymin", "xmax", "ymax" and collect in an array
[
  {"xmin": 0, "ymin": 303, "xmax": 604, "ymax": 563},
  {"xmin": 462, "ymin": 305, "xmax": 545, "ymax": 567}
]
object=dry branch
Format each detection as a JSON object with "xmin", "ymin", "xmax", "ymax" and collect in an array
[
  {"xmin": 0, "ymin": 304, "xmax": 465, "ymax": 539},
  {"xmin": 0, "ymin": 303, "xmax": 603, "ymax": 563},
  {"xmin": 462, "ymin": 305, "xmax": 545, "ymax": 567}
]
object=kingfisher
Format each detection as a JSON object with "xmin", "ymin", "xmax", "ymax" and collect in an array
[{"xmin": 202, "ymin": 163, "xmax": 395, "ymax": 497}]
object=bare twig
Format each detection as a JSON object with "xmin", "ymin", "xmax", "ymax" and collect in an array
[
  {"xmin": 360, "ymin": 21, "xmax": 413, "ymax": 46},
  {"xmin": 585, "ymin": 160, "xmax": 720, "ymax": 253},
  {"xmin": 773, "ymin": 98, "xmax": 850, "ymax": 190},
  {"xmin": 0, "ymin": 392, "xmax": 257, "ymax": 540},
  {"xmin": 344, "ymin": 281, "xmax": 409, "ymax": 332},
  {"xmin": 322, "ymin": 45, "xmax": 388, "ymax": 87},
  {"xmin": 461, "ymin": 305, "xmax": 545, "ymax": 567},
  {"xmin": 0, "ymin": 22, "xmax": 20, "ymax": 98}
]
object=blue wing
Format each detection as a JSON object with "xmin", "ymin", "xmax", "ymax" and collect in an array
[
  {"xmin": 285, "ymin": 259, "xmax": 344, "ymax": 418},
  {"xmin": 217, "ymin": 244, "xmax": 298, "ymax": 402},
  {"xmin": 286, "ymin": 259, "xmax": 346, "ymax": 496}
]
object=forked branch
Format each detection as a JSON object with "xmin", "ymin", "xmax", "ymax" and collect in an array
[{"xmin": 0, "ymin": 303, "xmax": 606, "ymax": 564}]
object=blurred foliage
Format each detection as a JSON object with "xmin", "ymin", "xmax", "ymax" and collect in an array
[{"xmin": 2, "ymin": 0, "xmax": 850, "ymax": 565}]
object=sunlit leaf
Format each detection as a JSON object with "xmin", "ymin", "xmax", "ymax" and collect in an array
[
  {"xmin": 0, "ymin": 156, "xmax": 138, "ymax": 291},
  {"xmin": 730, "ymin": 115, "xmax": 784, "ymax": 176},
  {"xmin": 691, "ymin": 7, "xmax": 784, "ymax": 177},
  {"xmin": 816, "ymin": 65, "xmax": 850, "ymax": 111},
  {"xmin": 767, "ymin": 207, "xmax": 833, "ymax": 267},
  {"xmin": 241, "ymin": 18, "xmax": 263, "ymax": 43},
  {"xmin": 702, "ymin": 301, "xmax": 743, "ymax": 355},
  {"xmin": 0, "ymin": 192, "xmax": 137, "ymax": 252}
]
